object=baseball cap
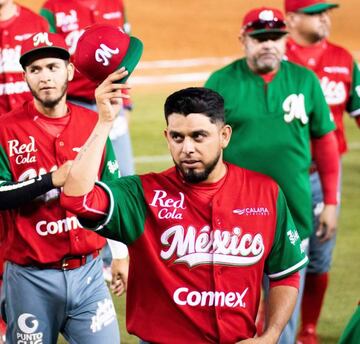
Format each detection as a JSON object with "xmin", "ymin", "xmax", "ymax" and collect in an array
[
  {"xmin": 74, "ymin": 23, "xmax": 143, "ymax": 84},
  {"xmin": 242, "ymin": 7, "xmax": 288, "ymax": 38},
  {"xmin": 285, "ymin": 0, "xmax": 339, "ymax": 14},
  {"xmin": 20, "ymin": 32, "xmax": 70, "ymax": 69}
]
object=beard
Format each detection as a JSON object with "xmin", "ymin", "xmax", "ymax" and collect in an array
[
  {"xmin": 175, "ymin": 152, "xmax": 221, "ymax": 184},
  {"xmin": 253, "ymin": 54, "xmax": 280, "ymax": 74},
  {"xmin": 28, "ymin": 80, "xmax": 68, "ymax": 108}
]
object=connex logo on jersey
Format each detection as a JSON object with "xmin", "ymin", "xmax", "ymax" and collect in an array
[
  {"xmin": 161, "ymin": 225, "xmax": 264, "ymax": 267},
  {"xmin": 95, "ymin": 44, "xmax": 120, "ymax": 67},
  {"xmin": 8, "ymin": 135, "xmax": 38, "ymax": 165},
  {"xmin": 174, "ymin": 287, "xmax": 248, "ymax": 308},
  {"xmin": 150, "ymin": 189, "xmax": 186, "ymax": 219},
  {"xmin": 17, "ymin": 313, "xmax": 44, "ymax": 343},
  {"xmin": 233, "ymin": 207, "xmax": 270, "ymax": 216},
  {"xmin": 283, "ymin": 94, "xmax": 308, "ymax": 125},
  {"xmin": 36, "ymin": 216, "xmax": 82, "ymax": 236}
]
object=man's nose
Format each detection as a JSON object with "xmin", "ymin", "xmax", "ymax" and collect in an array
[{"xmin": 182, "ymin": 137, "xmax": 195, "ymax": 154}]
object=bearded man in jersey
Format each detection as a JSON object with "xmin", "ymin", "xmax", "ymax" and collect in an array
[
  {"xmin": 0, "ymin": 32, "xmax": 128, "ymax": 343},
  {"xmin": 205, "ymin": 6, "xmax": 340, "ymax": 344},
  {"xmin": 61, "ymin": 80, "xmax": 309, "ymax": 343}
]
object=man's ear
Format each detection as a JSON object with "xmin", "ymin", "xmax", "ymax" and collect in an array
[
  {"xmin": 67, "ymin": 62, "xmax": 75, "ymax": 81},
  {"xmin": 164, "ymin": 128, "xmax": 170, "ymax": 149},
  {"xmin": 220, "ymin": 124, "xmax": 232, "ymax": 149}
]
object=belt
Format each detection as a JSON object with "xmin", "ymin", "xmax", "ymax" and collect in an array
[{"xmin": 32, "ymin": 250, "xmax": 100, "ymax": 271}]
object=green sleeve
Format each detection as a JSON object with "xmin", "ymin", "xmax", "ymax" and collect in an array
[
  {"xmin": 265, "ymin": 187, "xmax": 308, "ymax": 280},
  {"xmin": 100, "ymin": 138, "xmax": 120, "ymax": 181},
  {"xmin": 346, "ymin": 61, "xmax": 360, "ymax": 116},
  {"xmin": 80, "ymin": 176, "xmax": 147, "ymax": 245},
  {"xmin": 0, "ymin": 145, "xmax": 13, "ymax": 184},
  {"xmin": 40, "ymin": 8, "xmax": 57, "ymax": 33},
  {"xmin": 308, "ymin": 71, "xmax": 336, "ymax": 138}
]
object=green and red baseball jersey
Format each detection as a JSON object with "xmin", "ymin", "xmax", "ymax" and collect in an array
[
  {"xmin": 286, "ymin": 39, "xmax": 360, "ymax": 154},
  {"xmin": 0, "ymin": 101, "xmax": 118, "ymax": 266},
  {"xmin": 0, "ymin": 5, "xmax": 49, "ymax": 114},
  {"xmin": 40, "ymin": 0, "xmax": 129, "ymax": 102},
  {"xmin": 81, "ymin": 164, "xmax": 307, "ymax": 343},
  {"xmin": 205, "ymin": 59, "xmax": 335, "ymax": 240}
]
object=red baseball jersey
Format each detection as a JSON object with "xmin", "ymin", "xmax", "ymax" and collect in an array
[
  {"xmin": 0, "ymin": 5, "xmax": 49, "ymax": 114},
  {"xmin": 81, "ymin": 164, "xmax": 308, "ymax": 342},
  {"xmin": 40, "ymin": 0, "xmax": 129, "ymax": 102},
  {"xmin": 286, "ymin": 39, "xmax": 360, "ymax": 154},
  {"xmin": 0, "ymin": 101, "xmax": 119, "ymax": 266}
]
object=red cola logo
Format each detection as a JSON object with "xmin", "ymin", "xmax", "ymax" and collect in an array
[
  {"xmin": 150, "ymin": 189, "xmax": 185, "ymax": 220},
  {"xmin": 8, "ymin": 136, "xmax": 37, "ymax": 165}
]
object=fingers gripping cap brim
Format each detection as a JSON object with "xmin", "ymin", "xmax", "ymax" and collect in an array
[{"xmin": 115, "ymin": 36, "xmax": 143, "ymax": 84}]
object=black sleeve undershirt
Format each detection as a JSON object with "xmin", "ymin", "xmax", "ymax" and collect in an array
[{"xmin": 0, "ymin": 173, "xmax": 55, "ymax": 210}]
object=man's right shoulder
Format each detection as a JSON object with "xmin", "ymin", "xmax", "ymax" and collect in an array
[
  {"xmin": 205, "ymin": 58, "xmax": 245, "ymax": 90},
  {"xmin": 0, "ymin": 106, "xmax": 27, "ymax": 127}
]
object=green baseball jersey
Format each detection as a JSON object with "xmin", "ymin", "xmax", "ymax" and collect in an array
[
  {"xmin": 80, "ymin": 163, "xmax": 307, "ymax": 342},
  {"xmin": 205, "ymin": 58, "xmax": 335, "ymax": 239}
]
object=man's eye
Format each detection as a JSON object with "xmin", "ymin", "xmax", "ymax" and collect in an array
[{"xmin": 172, "ymin": 135, "xmax": 183, "ymax": 142}]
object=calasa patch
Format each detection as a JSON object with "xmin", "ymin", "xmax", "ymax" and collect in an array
[{"xmin": 160, "ymin": 225, "xmax": 264, "ymax": 267}]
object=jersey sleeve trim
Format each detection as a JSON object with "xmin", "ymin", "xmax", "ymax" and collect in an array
[
  {"xmin": 349, "ymin": 109, "xmax": 360, "ymax": 117},
  {"xmin": 268, "ymin": 256, "xmax": 308, "ymax": 279},
  {"xmin": 82, "ymin": 181, "xmax": 115, "ymax": 231}
]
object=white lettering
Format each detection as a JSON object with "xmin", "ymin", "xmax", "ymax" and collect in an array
[
  {"xmin": 173, "ymin": 287, "xmax": 248, "ymax": 308},
  {"xmin": 35, "ymin": 216, "xmax": 82, "ymax": 236},
  {"xmin": 321, "ymin": 77, "xmax": 347, "ymax": 105},
  {"xmin": 160, "ymin": 225, "xmax": 265, "ymax": 267}
]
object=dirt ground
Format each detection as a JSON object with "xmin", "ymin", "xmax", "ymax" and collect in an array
[{"xmin": 18, "ymin": 0, "xmax": 360, "ymax": 61}]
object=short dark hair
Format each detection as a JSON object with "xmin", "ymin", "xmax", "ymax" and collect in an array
[{"xmin": 164, "ymin": 87, "xmax": 225, "ymax": 124}]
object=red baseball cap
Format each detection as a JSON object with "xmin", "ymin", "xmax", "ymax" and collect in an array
[
  {"xmin": 74, "ymin": 23, "xmax": 143, "ymax": 84},
  {"xmin": 285, "ymin": 0, "xmax": 338, "ymax": 13},
  {"xmin": 242, "ymin": 7, "xmax": 288, "ymax": 37},
  {"xmin": 20, "ymin": 32, "xmax": 70, "ymax": 69}
]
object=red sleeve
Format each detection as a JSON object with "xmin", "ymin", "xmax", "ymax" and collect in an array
[
  {"xmin": 60, "ymin": 185, "xmax": 110, "ymax": 221},
  {"xmin": 312, "ymin": 132, "xmax": 339, "ymax": 205},
  {"xmin": 269, "ymin": 272, "xmax": 300, "ymax": 290}
]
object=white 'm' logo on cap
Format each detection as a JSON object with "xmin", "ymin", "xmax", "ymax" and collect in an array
[
  {"xmin": 33, "ymin": 32, "xmax": 53, "ymax": 47},
  {"xmin": 259, "ymin": 10, "xmax": 274, "ymax": 21},
  {"xmin": 95, "ymin": 44, "xmax": 120, "ymax": 67}
]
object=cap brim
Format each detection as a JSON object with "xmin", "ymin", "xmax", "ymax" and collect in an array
[
  {"xmin": 299, "ymin": 3, "xmax": 339, "ymax": 14},
  {"xmin": 20, "ymin": 46, "xmax": 70, "ymax": 68},
  {"xmin": 248, "ymin": 29, "xmax": 288, "ymax": 37},
  {"xmin": 115, "ymin": 36, "xmax": 143, "ymax": 84}
]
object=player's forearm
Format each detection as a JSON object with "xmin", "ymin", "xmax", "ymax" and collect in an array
[
  {"xmin": 0, "ymin": 173, "xmax": 54, "ymax": 210},
  {"xmin": 260, "ymin": 285, "xmax": 298, "ymax": 343},
  {"xmin": 64, "ymin": 120, "xmax": 113, "ymax": 196},
  {"xmin": 312, "ymin": 132, "xmax": 339, "ymax": 204}
]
